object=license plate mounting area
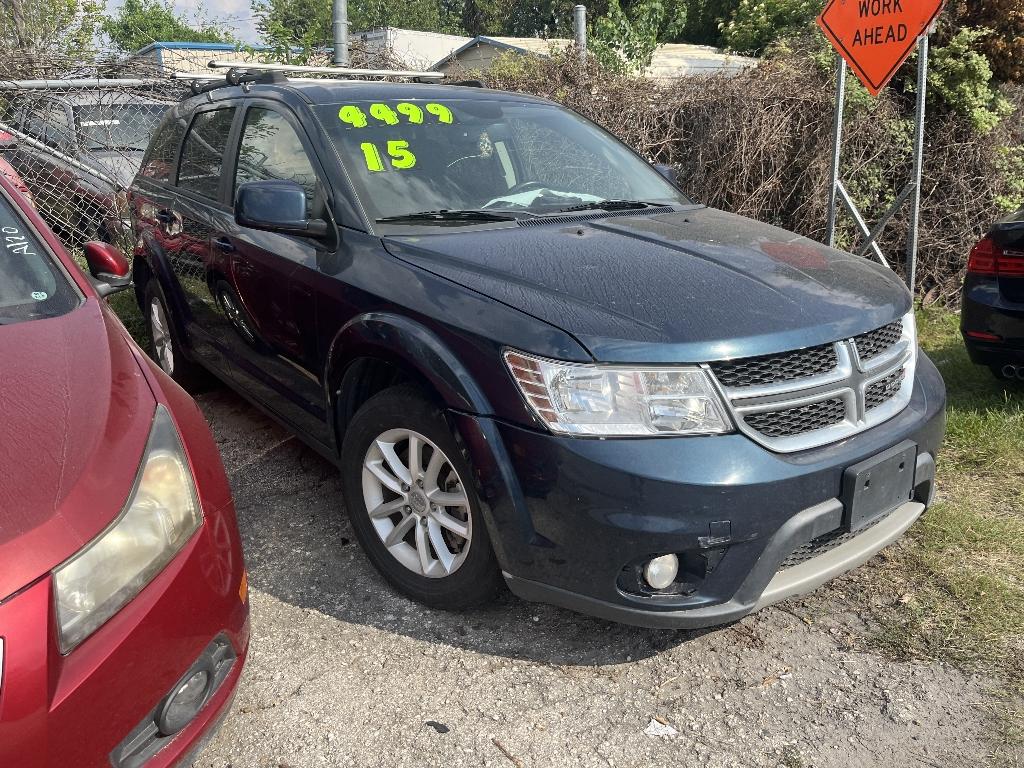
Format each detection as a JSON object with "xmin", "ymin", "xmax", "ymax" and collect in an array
[{"xmin": 840, "ymin": 440, "xmax": 917, "ymax": 532}]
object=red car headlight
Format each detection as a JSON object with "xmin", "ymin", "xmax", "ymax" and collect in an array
[{"xmin": 52, "ymin": 405, "xmax": 202, "ymax": 653}]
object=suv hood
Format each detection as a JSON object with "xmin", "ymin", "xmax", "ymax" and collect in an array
[
  {"xmin": 384, "ymin": 207, "xmax": 912, "ymax": 363},
  {"xmin": 0, "ymin": 301, "xmax": 154, "ymax": 599}
]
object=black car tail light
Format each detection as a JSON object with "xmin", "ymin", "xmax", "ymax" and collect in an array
[{"xmin": 967, "ymin": 235, "xmax": 1024, "ymax": 277}]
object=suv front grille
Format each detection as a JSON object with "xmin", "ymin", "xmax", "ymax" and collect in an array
[
  {"xmin": 865, "ymin": 368, "xmax": 905, "ymax": 411},
  {"xmin": 709, "ymin": 343, "xmax": 837, "ymax": 387},
  {"xmin": 709, "ymin": 317, "xmax": 915, "ymax": 452},
  {"xmin": 744, "ymin": 398, "xmax": 845, "ymax": 437},
  {"xmin": 854, "ymin": 319, "xmax": 903, "ymax": 362}
]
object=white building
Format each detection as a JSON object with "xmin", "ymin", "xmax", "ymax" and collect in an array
[
  {"xmin": 352, "ymin": 28, "xmax": 472, "ymax": 70},
  {"xmin": 433, "ymin": 35, "xmax": 757, "ymax": 80}
]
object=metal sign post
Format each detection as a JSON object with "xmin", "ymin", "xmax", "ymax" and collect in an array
[
  {"xmin": 823, "ymin": 36, "xmax": 930, "ymax": 289},
  {"xmin": 817, "ymin": 0, "xmax": 944, "ymax": 292}
]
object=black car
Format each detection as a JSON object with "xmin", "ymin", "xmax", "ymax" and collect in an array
[
  {"xmin": 961, "ymin": 206, "xmax": 1024, "ymax": 381},
  {"xmin": 128, "ymin": 72, "xmax": 946, "ymax": 628}
]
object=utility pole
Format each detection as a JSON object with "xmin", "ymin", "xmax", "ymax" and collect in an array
[
  {"xmin": 332, "ymin": 0, "xmax": 348, "ymax": 66},
  {"xmin": 573, "ymin": 5, "xmax": 587, "ymax": 64}
]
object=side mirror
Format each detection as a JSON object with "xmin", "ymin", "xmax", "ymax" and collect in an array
[
  {"xmin": 235, "ymin": 180, "xmax": 329, "ymax": 238},
  {"xmin": 653, "ymin": 163, "xmax": 678, "ymax": 186},
  {"xmin": 84, "ymin": 241, "xmax": 131, "ymax": 297}
]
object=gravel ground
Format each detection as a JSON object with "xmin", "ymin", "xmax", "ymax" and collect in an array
[{"xmin": 193, "ymin": 388, "xmax": 994, "ymax": 768}]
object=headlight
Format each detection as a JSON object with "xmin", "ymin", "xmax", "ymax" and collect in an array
[
  {"xmin": 53, "ymin": 405, "xmax": 202, "ymax": 652},
  {"xmin": 504, "ymin": 351, "xmax": 733, "ymax": 436}
]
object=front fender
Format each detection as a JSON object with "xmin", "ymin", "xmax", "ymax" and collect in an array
[
  {"xmin": 134, "ymin": 228, "xmax": 198, "ymax": 353},
  {"xmin": 325, "ymin": 312, "xmax": 493, "ymax": 422}
]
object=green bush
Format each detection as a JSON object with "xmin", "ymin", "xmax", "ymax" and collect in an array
[
  {"xmin": 719, "ymin": 0, "xmax": 818, "ymax": 55},
  {"xmin": 927, "ymin": 28, "xmax": 1012, "ymax": 134}
]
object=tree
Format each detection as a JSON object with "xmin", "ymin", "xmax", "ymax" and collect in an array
[
  {"xmin": 719, "ymin": 0, "xmax": 817, "ymax": 54},
  {"xmin": 679, "ymin": 0, "xmax": 738, "ymax": 47},
  {"xmin": 252, "ymin": 0, "xmax": 331, "ymax": 60},
  {"xmin": 0, "ymin": 0, "xmax": 104, "ymax": 72},
  {"xmin": 590, "ymin": 0, "xmax": 686, "ymax": 72},
  {"xmin": 252, "ymin": 0, "xmax": 464, "ymax": 62},
  {"xmin": 102, "ymin": 0, "xmax": 233, "ymax": 53}
]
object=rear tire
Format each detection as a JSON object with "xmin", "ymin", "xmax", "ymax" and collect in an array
[
  {"xmin": 144, "ymin": 281, "xmax": 207, "ymax": 391},
  {"xmin": 341, "ymin": 385, "xmax": 502, "ymax": 610}
]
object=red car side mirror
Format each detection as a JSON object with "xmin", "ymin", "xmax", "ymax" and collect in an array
[{"xmin": 84, "ymin": 241, "xmax": 131, "ymax": 297}]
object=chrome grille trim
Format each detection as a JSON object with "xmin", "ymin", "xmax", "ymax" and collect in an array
[{"xmin": 708, "ymin": 315, "xmax": 916, "ymax": 453}]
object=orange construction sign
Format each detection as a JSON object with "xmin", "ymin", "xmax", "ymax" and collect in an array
[{"xmin": 817, "ymin": 0, "xmax": 946, "ymax": 96}]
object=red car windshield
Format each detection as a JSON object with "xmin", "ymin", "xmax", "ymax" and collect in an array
[{"xmin": 0, "ymin": 192, "xmax": 79, "ymax": 325}]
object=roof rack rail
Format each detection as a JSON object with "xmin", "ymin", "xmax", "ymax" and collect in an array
[{"xmin": 205, "ymin": 60, "xmax": 445, "ymax": 82}]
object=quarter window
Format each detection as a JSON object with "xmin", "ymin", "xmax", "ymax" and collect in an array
[
  {"xmin": 234, "ymin": 108, "xmax": 319, "ymax": 216},
  {"xmin": 177, "ymin": 108, "xmax": 236, "ymax": 200},
  {"xmin": 139, "ymin": 114, "xmax": 187, "ymax": 182}
]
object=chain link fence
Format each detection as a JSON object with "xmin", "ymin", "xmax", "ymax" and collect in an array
[
  {"xmin": 0, "ymin": 81, "xmax": 184, "ymax": 253},
  {"xmin": 0, "ymin": 44, "xmax": 405, "ymax": 256}
]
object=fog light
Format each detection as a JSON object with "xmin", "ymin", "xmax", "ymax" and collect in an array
[
  {"xmin": 643, "ymin": 554, "xmax": 679, "ymax": 590},
  {"xmin": 156, "ymin": 665, "xmax": 213, "ymax": 736}
]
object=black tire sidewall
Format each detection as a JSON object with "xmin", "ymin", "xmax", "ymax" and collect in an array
[
  {"xmin": 340, "ymin": 386, "xmax": 501, "ymax": 609},
  {"xmin": 144, "ymin": 280, "xmax": 204, "ymax": 391}
]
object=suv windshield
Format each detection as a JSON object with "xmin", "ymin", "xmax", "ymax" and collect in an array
[
  {"xmin": 313, "ymin": 99, "xmax": 689, "ymax": 223},
  {"xmin": 74, "ymin": 103, "xmax": 167, "ymax": 152},
  {"xmin": 0, "ymin": 193, "xmax": 79, "ymax": 325}
]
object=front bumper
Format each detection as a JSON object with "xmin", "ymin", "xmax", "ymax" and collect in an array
[
  {"xmin": 0, "ymin": 501, "xmax": 249, "ymax": 768},
  {"xmin": 457, "ymin": 351, "xmax": 946, "ymax": 628}
]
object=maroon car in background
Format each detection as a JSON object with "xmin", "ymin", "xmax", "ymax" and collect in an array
[
  {"xmin": 4, "ymin": 92, "xmax": 166, "ymax": 244},
  {"xmin": 0, "ymin": 174, "xmax": 248, "ymax": 767}
]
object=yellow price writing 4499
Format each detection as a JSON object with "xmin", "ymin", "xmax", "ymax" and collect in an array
[
  {"xmin": 360, "ymin": 140, "xmax": 416, "ymax": 172},
  {"xmin": 339, "ymin": 102, "xmax": 453, "ymax": 128}
]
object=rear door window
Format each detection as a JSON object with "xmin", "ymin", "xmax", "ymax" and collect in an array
[
  {"xmin": 177, "ymin": 107, "xmax": 237, "ymax": 201},
  {"xmin": 0, "ymin": 193, "xmax": 79, "ymax": 326}
]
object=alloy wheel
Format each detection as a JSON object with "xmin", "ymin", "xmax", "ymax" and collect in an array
[
  {"xmin": 150, "ymin": 297, "xmax": 174, "ymax": 375},
  {"xmin": 361, "ymin": 428, "xmax": 472, "ymax": 578}
]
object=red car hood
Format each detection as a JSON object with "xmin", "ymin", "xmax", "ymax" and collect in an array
[{"xmin": 0, "ymin": 300, "xmax": 155, "ymax": 600}]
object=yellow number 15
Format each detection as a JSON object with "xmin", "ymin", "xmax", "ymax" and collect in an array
[{"xmin": 360, "ymin": 140, "xmax": 417, "ymax": 172}]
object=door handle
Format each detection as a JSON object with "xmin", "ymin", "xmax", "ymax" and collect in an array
[{"xmin": 214, "ymin": 236, "xmax": 235, "ymax": 253}]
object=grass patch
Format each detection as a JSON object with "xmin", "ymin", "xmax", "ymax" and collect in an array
[
  {"xmin": 868, "ymin": 307, "xmax": 1024, "ymax": 760},
  {"xmin": 72, "ymin": 251, "xmax": 149, "ymax": 346}
]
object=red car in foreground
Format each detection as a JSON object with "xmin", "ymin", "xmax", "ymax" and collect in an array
[{"xmin": 0, "ymin": 174, "xmax": 248, "ymax": 767}]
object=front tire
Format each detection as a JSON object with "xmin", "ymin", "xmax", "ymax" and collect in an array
[
  {"xmin": 144, "ymin": 281, "xmax": 207, "ymax": 391},
  {"xmin": 341, "ymin": 385, "xmax": 502, "ymax": 609}
]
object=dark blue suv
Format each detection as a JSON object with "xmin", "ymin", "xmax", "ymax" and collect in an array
[{"xmin": 129, "ymin": 72, "xmax": 946, "ymax": 628}]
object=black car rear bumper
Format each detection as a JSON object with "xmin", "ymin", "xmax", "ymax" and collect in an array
[
  {"xmin": 457, "ymin": 352, "xmax": 946, "ymax": 628},
  {"xmin": 961, "ymin": 277, "xmax": 1024, "ymax": 367}
]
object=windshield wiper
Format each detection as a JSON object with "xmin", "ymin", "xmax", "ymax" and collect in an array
[
  {"xmin": 558, "ymin": 200, "xmax": 663, "ymax": 213},
  {"xmin": 376, "ymin": 209, "xmax": 517, "ymax": 224}
]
